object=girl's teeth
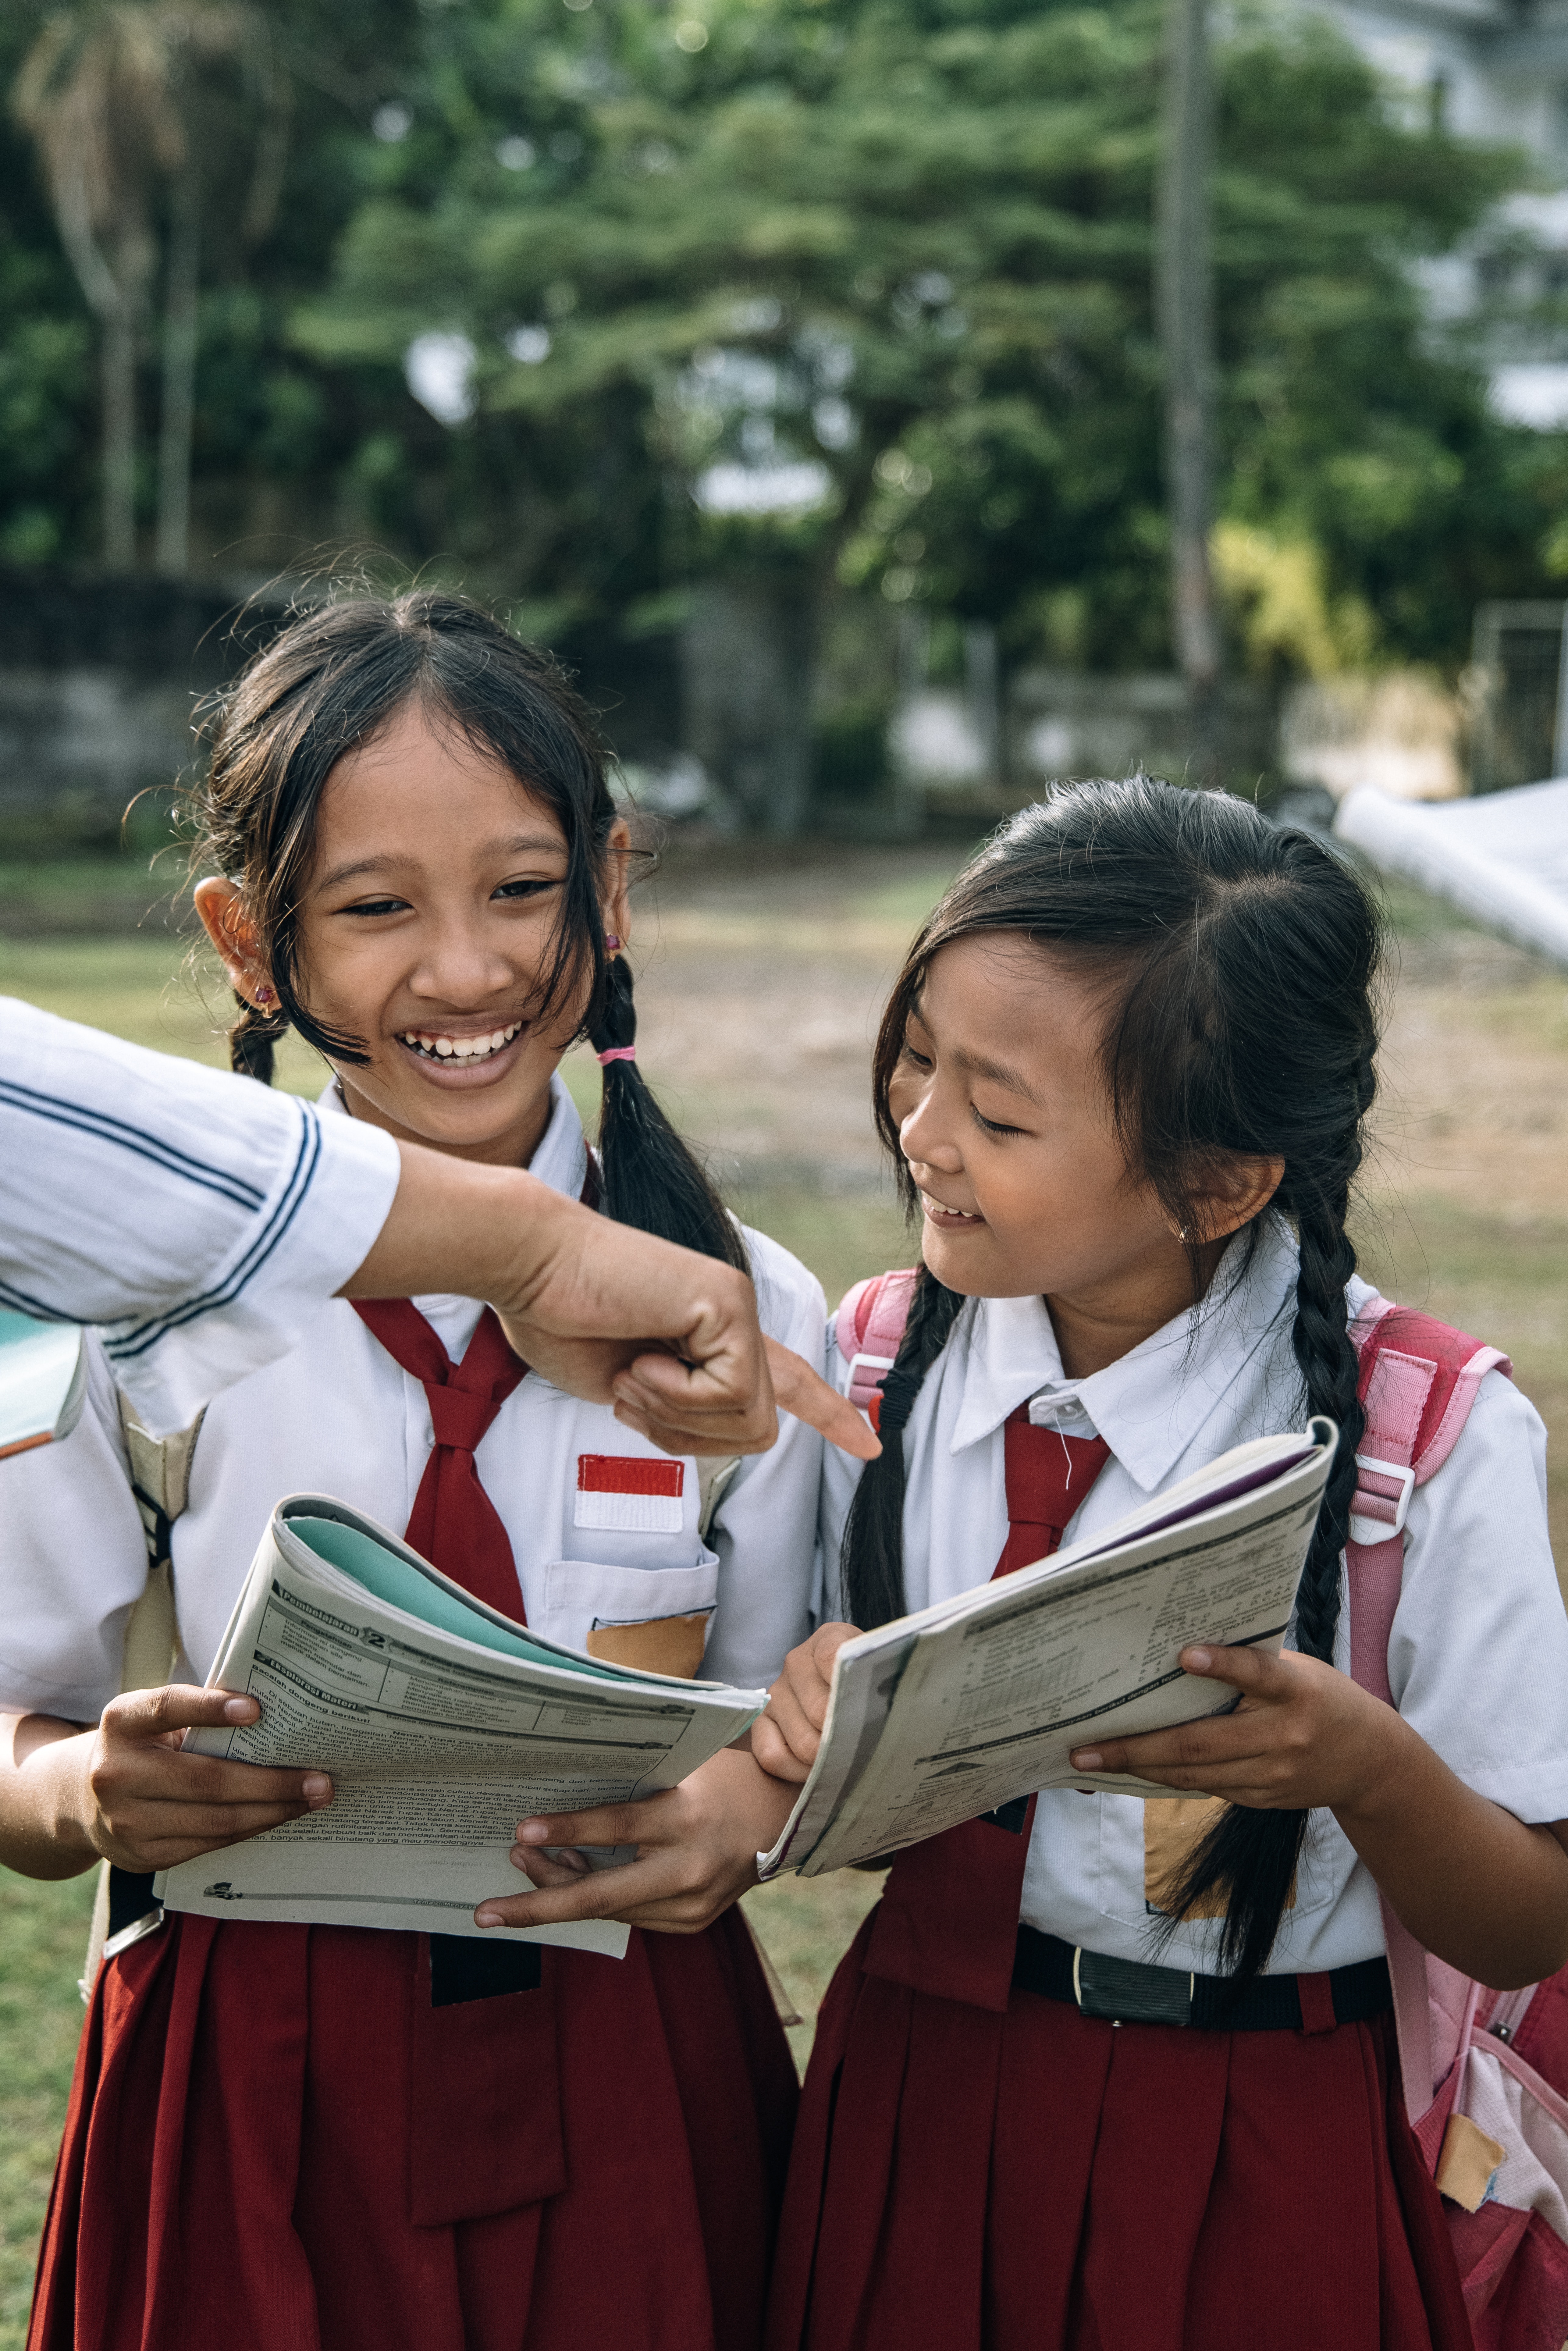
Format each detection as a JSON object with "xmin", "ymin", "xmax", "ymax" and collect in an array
[{"xmin": 401, "ymin": 1022, "xmax": 520, "ymax": 1064}]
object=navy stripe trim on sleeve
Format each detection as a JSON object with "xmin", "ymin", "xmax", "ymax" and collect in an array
[
  {"xmin": 0, "ymin": 1077, "xmax": 268, "ymax": 1212},
  {"xmin": 0, "ymin": 1275, "xmax": 76, "ymax": 1322},
  {"xmin": 102, "ymin": 1104, "xmax": 325, "ymax": 1362}
]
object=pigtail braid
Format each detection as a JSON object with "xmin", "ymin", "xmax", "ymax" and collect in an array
[
  {"xmin": 839, "ymin": 1266, "xmax": 965, "ymax": 1629},
  {"xmin": 589, "ymin": 955, "xmax": 750, "ymax": 1274},
  {"xmin": 1289, "ymin": 1196, "xmax": 1365, "ymax": 1665},
  {"xmin": 1158, "ymin": 1187, "xmax": 1370, "ymax": 1981},
  {"xmin": 228, "ymin": 992, "xmax": 288, "ymax": 1084}
]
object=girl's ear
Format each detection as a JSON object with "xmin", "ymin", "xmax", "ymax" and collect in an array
[
  {"xmin": 600, "ymin": 817, "xmax": 633, "ymax": 953},
  {"xmin": 1179, "ymin": 1152, "xmax": 1286, "ymax": 1246},
  {"xmin": 194, "ymin": 877, "xmax": 274, "ymax": 1008}
]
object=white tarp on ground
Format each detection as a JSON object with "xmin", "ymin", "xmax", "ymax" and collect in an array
[{"xmin": 1335, "ymin": 778, "xmax": 1568, "ymax": 972}]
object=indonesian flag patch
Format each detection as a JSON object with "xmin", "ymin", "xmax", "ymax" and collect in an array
[{"xmin": 574, "ymin": 1454, "xmax": 686, "ymax": 1534}]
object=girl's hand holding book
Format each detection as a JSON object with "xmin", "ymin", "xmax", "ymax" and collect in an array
[
  {"xmin": 0, "ymin": 1688, "xmax": 333, "ymax": 1880},
  {"xmin": 473, "ymin": 1748, "xmax": 799, "ymax": 1935},
  {"xmin": 1068, "ymin": 1642, "xmax": 1398, "ymax": 1813},
  {"xmin": 752, "ymin": 1623, "xmax": 861, "ymax": 1783},
  {"xmin": 1074, "ymin": 1643, "xmax": 1568, "ymax": 1988}
]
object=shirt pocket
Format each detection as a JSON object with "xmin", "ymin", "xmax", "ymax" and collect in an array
[{"xmin": 540, "ymin": 1549, "xmax": 722, "ymax": 1680}]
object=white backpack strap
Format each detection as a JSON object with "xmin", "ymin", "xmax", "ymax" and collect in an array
[
  {"xmin": 82, "ymin": 1398, "xmax": 204, "ymax": 2001},
  {"xmin": 117, "ymin": 1395, "xmax": 206, "ymax": 1573},
  {"xmin": 695, "ymin": 1456, "xmax": 740, "ymax": 1541},
  {"xmin": 111, "ymin": 1392, "xmax": 202, "ymax": 1694}
]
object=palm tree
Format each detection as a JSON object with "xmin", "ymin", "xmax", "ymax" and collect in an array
[{"xmin": 14, "ymin": 4, "xmax": 289, "ymax": 576}]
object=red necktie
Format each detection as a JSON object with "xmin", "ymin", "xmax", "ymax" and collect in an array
[
  {"xmin": 865, "ymin": 1399, "xmax": 1113, "ymax": 2011},
  {"xmin": 994, "ymin": 1408, "xmax": 1112, "ymax": 1580},
  {"xmin": 350, "ymin": 1300, "xmax": 529, "ymax": 1621}
]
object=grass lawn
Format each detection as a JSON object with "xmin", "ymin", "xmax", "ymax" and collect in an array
[{"xmin": 0, "ymin": 1875, "xmax": 95, "ymax": 2345}]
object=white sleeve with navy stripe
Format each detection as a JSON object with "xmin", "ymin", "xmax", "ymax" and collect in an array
[
  {"xmin": 0, "ymin": 1076, "xmax": 824, "ymax": 1725},
  {"xmin": 0, "ymin": 999, "xmax": 400, "ymax": 1435}
]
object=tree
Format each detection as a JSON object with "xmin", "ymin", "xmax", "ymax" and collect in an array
[
  {"xmin": 5, "ymin": 0, "xmax": 1565, "ymax": 762},
  {"xmin": 14, "ymin": 8, "xmax": 166, "ymax": 567},
  {"xmin": 11, "ymin": 0, "xmax": 320, "ymax": 574},
  {"xmin": 298, "ymin": 0, "xmax": 1555, "ymax": 758},
  {"xmin": 1157, "ymin": 0, "xmax": 1220, "ymax": 770}
]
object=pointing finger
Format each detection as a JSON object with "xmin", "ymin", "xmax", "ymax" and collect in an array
[{"xmin": 762, "ymin": 1340, "xmax": 882, "ymax": 1461}]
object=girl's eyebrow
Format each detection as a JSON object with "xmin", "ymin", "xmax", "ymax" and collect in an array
[
  {"xmin": 314, "ymin": 832, "xmax": 566, "ymax": 893},
  {"xmin": 908, "ymin": 995, "xmax": 1041, "ymax": 1104},
  {"xmin": 950, "ymin": 1044, "xmax": 1042, "ymax": 1104}
]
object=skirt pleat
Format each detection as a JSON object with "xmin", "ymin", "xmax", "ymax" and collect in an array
[
  {"xmin": 33, "ymin": 1907, "xmax": 795, "ymax": 2351},
  {"xmin": 767, "ymin": 1905, "xmax": 1472, "ymax": 2351}
]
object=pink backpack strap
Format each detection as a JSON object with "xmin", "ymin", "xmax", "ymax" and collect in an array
[
  {"xmin": 835, "ymin": 1268, "xmax": 920, "ymax": 1424},
  {"xmin": 1345, "ymin": 1298, "xmax": 1513, "ymax": 2128},
  {"xmin": 1346, "ymin": 1300, "xmax": 1512, "ymax": 1706}
]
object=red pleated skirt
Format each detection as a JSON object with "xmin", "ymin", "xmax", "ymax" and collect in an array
[
  {"xmin": 32, "ymin": 1909, "xmax": 796, "ymax": 2351},
  {"xmin": 766, "ymin": 1906, "xmax": 1472, "ymax": 2351}
]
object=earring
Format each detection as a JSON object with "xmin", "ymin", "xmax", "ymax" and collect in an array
[
  {"xmin": 604, "ymin": 934, "xmax": 621, "ymax": 953},
  {"xmin": 256, "ymin": 985, "xmax": 276, "ymax": 1011}
]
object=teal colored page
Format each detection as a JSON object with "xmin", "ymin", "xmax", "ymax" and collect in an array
[
  {"xmin": 0, "ymin": 1312, "xmax": 81, "ymax": 1455},
  {"xmin": 287, "ymin": 1516, "xmax": 622, "ymax": 1681}
]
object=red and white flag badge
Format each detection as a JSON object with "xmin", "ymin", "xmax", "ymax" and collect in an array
[{"xmin": 574, "ymin": 1454, "xmax": 685, "ymax": 1535}]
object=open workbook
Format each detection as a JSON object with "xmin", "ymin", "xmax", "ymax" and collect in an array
[
  {"xmin": 0, "ymin": 1310, "xmax": 87, "ymax": 1461},
  {"xmin": 156, "ymin": 1495, "xmax": 768, "ymax": 1958},
  {"xmin": 759, "ymin": 1418, "xmax": 1338, "ymax": 1880}
]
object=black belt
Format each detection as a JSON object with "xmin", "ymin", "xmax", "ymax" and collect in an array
[{"xmin": 1013, "ymin": 1924, "xmax": 1392, "ymax": 2032}]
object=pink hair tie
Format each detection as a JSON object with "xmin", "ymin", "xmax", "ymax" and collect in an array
[{"xmin": 597, "ymin": 1045, "xmax": 636, "ymax": 1065}]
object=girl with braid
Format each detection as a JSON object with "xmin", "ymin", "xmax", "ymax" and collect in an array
[
  {"xmin": 748, "ymin": 779, "xmax": 1568, "ymax": 2351},
  {"xmin": 0, "ymin": 590, "xmax": 830, "ymax": 2351}
]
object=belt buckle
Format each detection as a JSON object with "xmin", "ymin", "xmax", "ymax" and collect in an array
[{"xmin": 1072, "ymin": 1945, "xmax": 1195, "ymax": 2028}]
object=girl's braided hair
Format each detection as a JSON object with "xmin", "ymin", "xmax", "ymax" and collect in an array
[
  {"xmin": 185, "ymin": 587, "xmax": 747, "ymax": 1273},
  {"xmin": 840, "ymin": 776, "xmax": 1383, "ymax": 1982}
]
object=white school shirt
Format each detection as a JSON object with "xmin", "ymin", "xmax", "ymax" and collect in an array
[
  {"xmin": 819, "ymin": 1215, "xmax": 1568, "ymax": 1977},
  {"xmin": 0, "ymin": 998, "xmax": 400, "ymax": 1435},
  {"xmin": 0, "ymin": 1076, "xmax": 825, "ymax": 1723}
]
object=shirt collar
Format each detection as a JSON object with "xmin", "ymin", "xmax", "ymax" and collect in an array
[
  {"xmin": 316, "ymin": 1071, "xmax": 589, "ymax": 1202},
  {"xmin": 948, "ymin": 1215, "xmax": 1302, "ymax": 1491}
]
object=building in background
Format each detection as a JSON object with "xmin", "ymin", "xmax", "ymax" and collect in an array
[{"xmin": 1309, "ymin": 0, "xmax": 1568, "ymax": 428}]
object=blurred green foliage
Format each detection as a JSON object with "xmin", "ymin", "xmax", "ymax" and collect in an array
[{"xmin": 4, "ymin": 0, "xmax": 1567, "ymax": 669}]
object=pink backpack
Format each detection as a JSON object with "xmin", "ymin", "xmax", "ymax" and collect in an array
[{"xmin": 837, "ymin": 1272, "xmax": 1568, "ymax": 2350}]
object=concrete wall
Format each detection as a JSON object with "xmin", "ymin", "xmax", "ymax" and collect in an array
[
  {"xmin": 0, "ymin": 568, "xmax": 273, "ymax": 847},
  {"xmin": 1007, "ymin": 669, "xmax": 1275, "ymax": 796},
  {"xmin": 0, "ymin": 567, "xmax": 686, "ymax": 850}
]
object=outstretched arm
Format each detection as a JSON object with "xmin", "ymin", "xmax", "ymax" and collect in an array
[
  {"xmin": 345, "ymin": 1143, "xmax": 877, "ymax": 1464},
  {"xmin": 1072, "ymin": 1644, "xmax": 1568, "ymax": 1989}
]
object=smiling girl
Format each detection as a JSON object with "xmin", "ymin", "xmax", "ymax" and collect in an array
[
  {"xmin": 0, "ymin": 591, "xmax": 819, "ymax": 2351},
  {"xmin": 734, "ymin": 780, "xmax": 1568, "ymax": 2351}
]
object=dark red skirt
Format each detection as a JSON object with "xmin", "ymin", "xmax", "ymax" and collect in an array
[
  {"xmin": 766, "ymin": 1906, "xmax": 1472, "ymax": 2351},
  {"xmin": 32, "ymin": 1910, "xmax": 796, "ymax": 2351}
]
